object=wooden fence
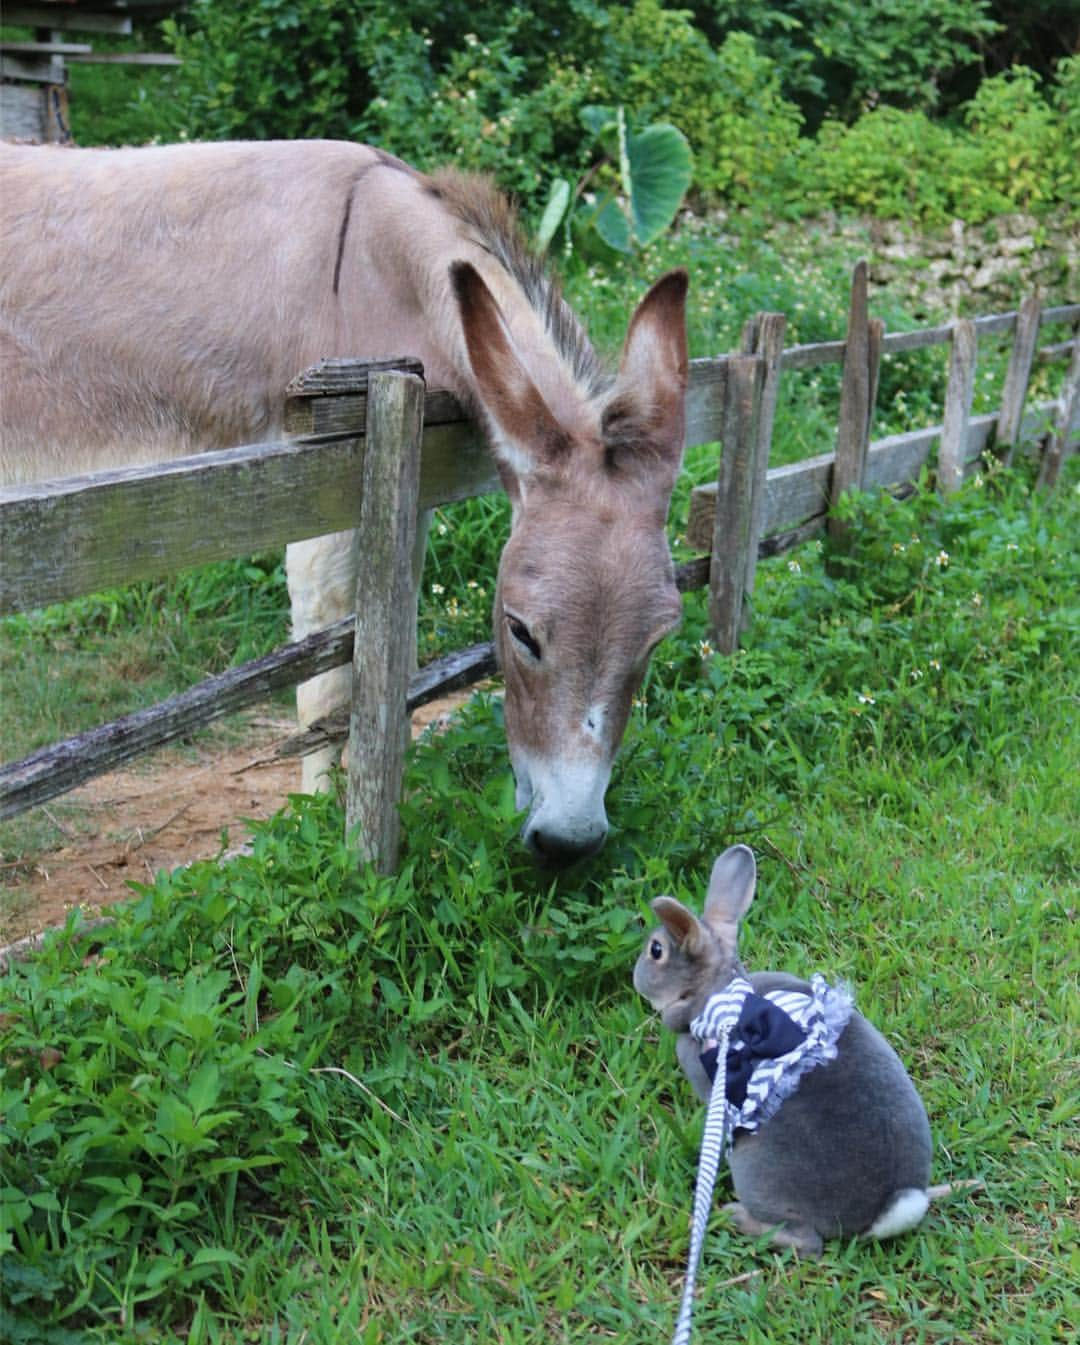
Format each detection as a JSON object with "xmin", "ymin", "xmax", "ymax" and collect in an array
[{"xmin": 1, "ymin": 264, "xmax": 1077, "ymax": 871}]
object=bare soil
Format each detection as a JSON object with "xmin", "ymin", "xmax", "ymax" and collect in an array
[{"xmin": 0, "ymin": 694, "xmax": 477, "ymax": 949}]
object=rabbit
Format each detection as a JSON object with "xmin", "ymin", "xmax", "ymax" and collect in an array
[{"xmin": 634, "ymin": 843, "xmax": 933, "ymax": 1256}]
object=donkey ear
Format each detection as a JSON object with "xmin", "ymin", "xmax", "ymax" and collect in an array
[
  {"xmin": 449, "ymin": 261, "xmax": 571, "ymax": 483},
  {"xmin": 702, "ymin": 844, "xmax": 756, "ymax": 944},
  {"xmin": 602, "ymin": 269, "xmax": 689, "ymax": 477}
]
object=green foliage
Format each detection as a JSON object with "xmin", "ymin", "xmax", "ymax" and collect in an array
[
  {"xmin": 64, "ymin": 36, "xmax": 183, "ymax": 147},
  {"xmin": 361, "ymin": 25, "xmax": 597, "ymax": 203},
  {"xmin": 537, "ymin": 105, "xmax": 692, "ymax": 254},
  {"xmin": 3, "ymin": 458, "xmax": 1078, "ymax": 1339},
  {"xmin": 144, "ymin": 1, "xmax": 1079, "ymax": 225},
  {"xmin": 163, "ymin": 0, "xmax": 364, "ymax": 140},
  {"xmin": 692, "ymin": 0, "xmax": 1000, "ymax": 122},
  {"xmin": 807, "ymin": 107, "xmax": 960, "ymax": 224},
  {"xmin": 585, "ymin": 14, "xmax": 803, "ymax": 207},
  {"xmin": 163, "ymin": 2, "xmax": 604, "ymax": 201},
  {"xmin": 959, "ymin": 63, "xmax": 1078, "ymax": 214},
  {"xmin": 0, "ymin": 555, "xmax": 288, "ymax": 767},
  {"xmin": 802, "ymin": 60, "xmax": 1079, "ymax": 224}
]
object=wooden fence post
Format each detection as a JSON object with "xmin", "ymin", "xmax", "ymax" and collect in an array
[
  {"xmin": 739, "ymin": 311, "xmax": 787, "ymax": 612},
  {"xmin": 995, "ymin": 294, "xmax": 1041, "ymax": 463},
  {"xmin": 709, "ymin": 354, "xmax": 764, "ymax": 654},
  {"xmin": 346, "ymin": 370, "xmax": 425, "ymax": 873},
  {"xmin": 828, "ymin": 260, "xmax": 884, "ymax": 544},
  {"xmin": 1036, "ymin": 333, "xmax": 1080, "ymax": 492},
  {"xmin": 939, "ymin": 319, "xmax": 978, "ymax": 494}
]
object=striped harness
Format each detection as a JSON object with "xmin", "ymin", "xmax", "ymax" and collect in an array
[{"xmin": 670, "ymin": 974, "xmax": 853, "ymax": 1345}]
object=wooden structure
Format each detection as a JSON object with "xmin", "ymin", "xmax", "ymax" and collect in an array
[
  {"xmin": 0, "ymin": 2, "xmax": 179, "ymax": 143},
  {"xmin": 1, "ymin": 267, "xmax": 1078, "ymax": 871}
]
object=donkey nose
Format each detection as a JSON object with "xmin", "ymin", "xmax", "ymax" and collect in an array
[{"xmin": 526, "ymin": 824, "xmax": 606, "ymax": 868}]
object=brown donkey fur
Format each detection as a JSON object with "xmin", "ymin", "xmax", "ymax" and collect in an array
[{"xmin": 0, "ymin": 139, "xmax": 689, "ymax": 863}]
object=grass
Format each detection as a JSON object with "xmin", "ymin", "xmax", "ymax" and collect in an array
[{"xmin": 1, "ymin": 444, "xmax": 1077, "ymax": 1342}]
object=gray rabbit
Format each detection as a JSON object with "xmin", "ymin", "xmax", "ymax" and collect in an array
[{"xmin": 634, "ymin": 844, "xmax": 932, "ymax": 1256}]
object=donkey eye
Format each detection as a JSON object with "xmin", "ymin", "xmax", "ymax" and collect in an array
[
  {"xmin": 507, "ymin": 615, "xmax": 541, "ymax": 660},
  {"xmin": 649, "ymin": 939, "xmax": 664, "ymax": 961}
]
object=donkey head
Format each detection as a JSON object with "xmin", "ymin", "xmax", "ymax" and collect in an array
[{"xmin": 450, "ymin": 264, "xmax": 688, "ymax": 866}]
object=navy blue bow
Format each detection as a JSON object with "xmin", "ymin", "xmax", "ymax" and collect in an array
[{"xmin": 699, "ymin": 991, "xmax": 807, "ymax": 1103}]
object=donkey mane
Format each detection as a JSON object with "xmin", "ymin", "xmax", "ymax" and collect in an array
[{"xmin": 426, "ymin": 167, "xmax": 612, "ymax": 402}]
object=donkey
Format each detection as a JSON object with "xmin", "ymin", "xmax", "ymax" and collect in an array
[{"xmin": 0, "ymin": 139, "xmax": 689, "ymax": 865}]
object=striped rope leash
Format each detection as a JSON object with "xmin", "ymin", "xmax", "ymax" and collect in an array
[{"xmin": 671, "ymin": 1024, "xmax": 730, "ymax": 1345}]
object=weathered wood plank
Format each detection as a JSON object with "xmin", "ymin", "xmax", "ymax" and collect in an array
[
  {"xmin": 346, "ymin": 371, "xmax": 424, "ymax": 872},
  {"xmin": 684, "ymin": 358, "xmax": 731, "ymax": 445},
  {"xmin": 740, "ymin": 312, "xmax": 787, "ymax": 607},
  {"xmin": 286, "ymin": 356, "xmax": 425, "ymax": 396},
  {"xmin": 278, "ymin": 642, "xmax": 498, "ymax": 758},
  {"xmin": 65, "ymin": 53, "xmax": 183, "ymax": 66},
  {"xmin": 286, "ymin": 357, "xmax": 733, "ymax": 444},
  {"xmin": 5, "ymin": 303, "xmax": 1075, "ymax": 620},
  {"xmin": 0, "ymin": 81, "xmax": 46, "ymax": 140},
  {"xmin": 780, "ymin": 339, "xmax": 847, "ymax": 370},
  {"xmin": 996, "ymin": 295, "xmax": 1042, "ymax": 463},
  {"xmin": 708, "ymin": 356, "xmax": 764, "ymax": 652},
  {"xmin": 4, "ymin": 5, "xmax": 133, "ymax": 33},
  {"xmin": 785, "ymin": 308, "xmax": 1041, "ymax": 367},
  {"xmin": 1037, "ymin": 339, "xmax": 1079, "ymax": 364},
  {"xmin": 285, "ymin": 388, "xmax": 463, "ymax": 438},
  {"xmin": 686, "ymin": 402, "xmax": 1062, "ymax": 553},
  {"xmin": 0, "ymin": 620, "xmax": 356, "ymax": 821},
  {"xmin": 0, "ymin": 423, "xmax": 500, "ymax": 614},
  {"xmin": 0, "ymin": 41, "xmax": 93, "ymax": 55},
  {"xmin": 829, "ymin": 262, "xmax": 881, "ymax": 544},
  {"xmin": 1042, "ymin": 304, "xmax": 1080, "ymax": 326},
  {"xmin": 1, "ymin": 358, "xmax": 741, "ymax": 615},
  {"xmin": 1036, "ymin": 335, "xmax": 1080, "ymax": 491},
  {"xmin": 0, "ymin": 50, "xmax": 64, "ymax": 82},
  {"xmin": 880, "ymin": 323, "xmax": 956, "ymax": 355},
  {"xmin": 939, "ymin": 319, "xmax": 978, "ymax": 493},
  {"xmin": 0, "ymin": 628, "xmax": 502, "ymax": 822}
]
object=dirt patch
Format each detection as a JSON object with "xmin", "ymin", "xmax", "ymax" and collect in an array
[{"xmin": 0, "ymin": 692, "xmax": 479, "ymax": 949}]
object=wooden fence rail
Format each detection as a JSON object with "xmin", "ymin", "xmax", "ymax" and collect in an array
[{"xmin": 2, "ymin": 267, "xmax": 1078, "ymax": 868}]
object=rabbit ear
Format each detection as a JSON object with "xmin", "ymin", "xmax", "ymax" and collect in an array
[
  {"xmin": 651, "ymin": 895, "xmax": 707, "ymax": 956},
  {"xmin": 702, "ymin": 845, "xmax": 757, "ymax": 945}
]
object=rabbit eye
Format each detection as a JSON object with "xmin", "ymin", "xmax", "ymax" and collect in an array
[{"xmin": 649, "ymin": 939, "xmax": 664, "ymax": 961}]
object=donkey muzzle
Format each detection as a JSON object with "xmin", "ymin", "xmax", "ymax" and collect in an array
[{"xmin": 514, "ymin": 753, "xmax": 610, "ymax": 867}]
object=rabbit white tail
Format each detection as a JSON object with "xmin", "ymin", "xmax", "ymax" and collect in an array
[{"xmin": 867, "ymin": 1188, "xmax": 930, "ymax": 1240}]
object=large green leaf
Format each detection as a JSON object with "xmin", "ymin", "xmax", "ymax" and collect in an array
[
  {"xmin": 535, "ymin": 178, "xmax": 571, "ymax": 251},
  {"xmin": 626, "ymin": 122, "xmax": 693, "ymax": 246},
  {"xmin": 579, "ymin": 102, "xmax": 617, "ymax": 142},
  {"xmin": 593, "ymin": 193, "xmax": 633, "ymax": 253}
]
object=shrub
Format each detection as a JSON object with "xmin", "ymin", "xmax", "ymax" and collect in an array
[
  {"xmin": 588, "ymin": 11, "xmax": 803, "ymax": 206},
  {"xmin": 802, "ymin": 62, "xmax": 1076, "ymax": 225},
  {"xmin": 958, "ymin": 64, "xmax": 1073, "ymax": 216},
  {"xmin": 805, "ymin": 107, "xmax": 960, "ymax": 225},
  {"xmin": 692, "ymin": 0, "xmax": 1000, "ymax": 123}
]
